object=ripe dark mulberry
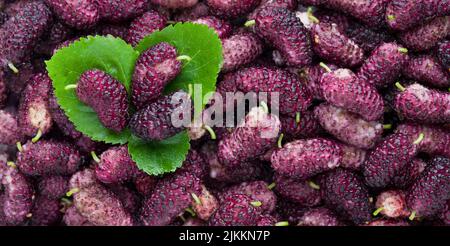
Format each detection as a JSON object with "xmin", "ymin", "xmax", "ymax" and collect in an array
[
  {"xmin": 254, "ymin": 6, "xmax": 312, "ymax": 67},
  {"xmin": 151, "ymin": 0, "xmax": 198, "ymax": 9},
  {"xmin": 131, "ymin": 43, "xmax": 182, "ymax": 109},
  {"xmin": 218, "ymin": 106, "xmax": 281, "ymax": 167},
  {"xmin": 248, "ymin": 0, "xmax": 298, "ymax": 20},
  {"xmin": 173, "ymin": 2, "xmax": 210, "ymax": 22},
  {"xmin": 126, "ymin": 10, "xmax": 167, "ymax": 47},
  {"xmin": 77, "ymin": 69, "xmax": 129, "ymax": 132},
  {"xmin": 346, "ymin": 22, "xmax": 394, "ymax": 53},
  {"xmin": 130, "ymin": 91, "xmax": 191, "ymax": 141},
  {"xmin": 393, "ymin": 83, "xmax": 450, "ymax": 124},
  {"xmin": 0, "ymin": 163, "xmax": 33, "ymax": 225},
  {"xmin": 311, "ymin": 22, "xmax": 364, "ymax": 68},
  {"xmin": 300, "ymin": 63, "xmax": 338, "ymax": 100},
  {"xmin": 358, "ymin": 42, "xmax": 409, "ymax": 89},
  {"xmin": 391, "ymin": 158, "xmax": 427, "ymax": 189},
  {"xmin": 398, "ymin": 16, "xmax": 450, "ymax": 52},
  {"xmin": 321, "ymin": 69, "xmax": 385, "ymax": 121},
  {"xmin": 44, "ymin": 0, "xmax": 99, "ymax": 30},
  {"xmin": 16, "ymin": 140, "xmax": 81, "ymax": 177},
  {"xmin": 0, "ymin": 1, "xmax": 52, "ymax": 71},
  {"xmin": 321, "ymin": 169, "xmax": 372, "ymax": 225},
  {"xmin": 403, "ymin": 55, "xmax": 450, "ymax": 88},
  {"xmin": 406, "ymin": 156, "xmax": 450, "ymax": 219},
  {"xmin": 274, "ymin": 174, "xmax": 321, "ymax": 207},
  {"xmin": 95, "ymin": 146, "xmax": 139, "ymax": 184},
  {"xmin": 314, "ymin": 103, "xmax": 384, "ymax": 149},
  {"xmin": 95, "ymin": 0, "xmax": 147, "ymax": 22},
  {"xmin": 271, "ymin": 138, "xmax": 342, "ymax": 180},
  {"xmin": 38, "ymin": 175, "xmax": 69, "ymax": 199},
  {"xmin": 221, "ymin": 32, "xmax": 264, "ymax": 72},
  {"xmin": 339, "ymin": 144, "xmax": 367, "ymax": 171},
  {"xmin": 206, "ymin": 0, "xmax": 261, "ymax": 19},
  {"xmin": 297, "ymin": 207, "xmax": 342, "ymax": 226},
  {"xmin": 209, "ymin": 193, "xmax": 261, "ymax": 226},
  {"xmin": 18, "ymin": 73, "xmax": 53, "ymax": 138},
  {"xmin": 234, "ymin": 66, "xmax": 313, "ymax": 115},
  {"xmin": 362, "ymin": 133, "xmax": 420, "ymax": 189},
  {"xmin": 139, "ymin": 172, "xmax": 202, "ymax": 226}
]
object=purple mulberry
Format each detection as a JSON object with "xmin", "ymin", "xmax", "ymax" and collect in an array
[
  {"xmin": 346, "ymin": 21, "xmax": 394, "ymax": 53},
  {"xmin": 406, "ymin": 156, "xmax": 450, "ymax": 219},
  {"xmin": 95, "ymin": 0, "xmax": 147, "ymax": 22},
  {"xmin": 324, "ymin": 0, "xmax": 390, "ymax": 28},
  {"xmin": 321, "ymin": 68, "xmax": 385, "ymax": 121},
  {"xmin": 297, "ymin": 207, "xmax": 342, "ymax": 226},
  {"xmin": 38, "ymin": 175, "xmax": 69, "ymax": 199},
  {"xmin": 274, "ymin": 174, "xmax": 321, "ymax": 207},
  {"xmin": 254, "ymin": 6, "xmax": 312, "ymax": 67},
  {"xmin": 126, "ymin": 10, "xmax": 167, "ymax": 47},
  {"xmin": 281, "ymin": 110, "xmax": 322, "ymax": 139},
  {"xmin": 95, "ymin": 146, "xmax": 139, "ymax": 184},
  {"xmin": 209, "ymin": 193, "xmax": 261, "ymax": 226},
  {"xmin": 77, "ymin": 69, "xmax": 129, "ymax": 132},
  {"xmin": 131, "ymin": 43, "xmax": 182, "ymax": 109},
  {"xmin": 393, "ymin": 83, "xmax": 450, "ymax": 124},
  {"xmin": 151, "ymin": 0, "xmax": 198, "ymax": 9},
  {"xmin": 206, "ymin": 0, "xmax": 261, "ymax": 19},
  {"xmin": 222, "ymin": 32, "xmax": 264, "ymax": 72},
  {"xmin": 403, "ymin": 55, "xmax": 450, "ymax": 88},
  {"xmin": 218, "ymin": 106, "xmax": 281, "ymax": 167},
  {"xmin": 357, "ymin": 42, "xmax": 409, "ymax": 89},
  {"xmin": 221, "ymin": 181, "xmax": 277, "ymax": 213},
  {"xmin": 16, "ymin": 140, "xmax": 81, "ymax": 177},
  {"xmin": 271, "ymin": 138, "xmax": 342, "ymax": 180},
  {"xmin": 192, "ymin": 16, "xmax": 232, "ymax": 40},
  {"xmin": 30, "ymin": 196, "xmax": 62, "ymax": 226},
  {"xmin": 391, "ymin": 158, "xmax": 427, "ymax": 189},
  {"xmin": 314, "ymin": 103, "xmax": 384, "ymax": 149},
  {"xmin": 0, "ymin": 110, "xmax": 21, "ymax": 145},
  {"xmin": 300, "ymin": 63, "xmax": 338, "ymax": 100},
  {"xmin": 321, "ymin": 169, "xmax": 372, "ymax": 225},
  {"xmin": 362, "ymin": 133, "xmax": 421, "ymax": 189},
  {"xmin": 44, "ymin": 0, "xmax": 99, "ymax": 30},
  {"xmin": 437, "ymin": 40, "xmax": 450, "ymax": 70},
  {"xmin": 63, "ymin": 205, "xmax": 93, "ymax": 226},
  {"xmin": 130, "ymin": 91, "xmax": 191, "ymax": 141},
  {"xmin": 311, "ymin": 22, "xmax": 365, "ymax": 68}
]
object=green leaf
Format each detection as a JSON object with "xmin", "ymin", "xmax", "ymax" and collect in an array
[
  {"xmin": 46, "ymin": 35, "xmax": 140, "ymax": 144},
  {"xmin": 128, "ymin": 132, "xmax": 191, "ymax": 175},
  {"xmin": 135, "ymin": 22, "xmax": 223, "ymax": 113}
]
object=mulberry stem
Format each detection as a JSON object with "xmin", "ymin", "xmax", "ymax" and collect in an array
[
  {"xmin": 413, "ymin": 133, "xmax": 425, "ymax": 145},
  {"xmin": 64, "ymin": 84, "xmax": 78, "ymax": 90},
  {"xmin": 244, "ymin": 20, "xmax": 256, "ymax": 27},
  {"xmin": 308, "ymin": 181, "xmax": 320, "ymax": 190},
  {"xmin": 267, "ymin": 182, "xmax": 276, "ymax": 190},
  {"xmin": 66, "ymin": 188, "xmax": 80, "ymax": 197},
  {"xmin": 176, "ymin": 55, "xmax": 192, "ymax": 62},
  {"xmin": 185, "ymin": 207, "xmax": 196, "ymax": 217},
  {"xmin": 203, "ymin": 125, "xmax": 217, "ymax": 140},
  {"xmin": 387, "ymin": 15, "xmax": 396, "ymax": 21},
  {"xmin": 373, "ymin": 207, "xmax": 384, "ymax": 216},
  {"xmin": 383, "ymin": 124, "xmax": 392, "ymax": 130},
  {"xmin": 296, "ymin": 112, "xmax": 301, "ymax": 124},
  {"xmin": 7, "ymin": 161, "xmax": 16, "ymax": 168},
  {"xmin": 395, "ymin": 82, "xmax": 406, "ymax": 92},
  {"xmin": 398, "ymin": 48, "xmax": 408, "ymax": 54},
  {"xmin": 409, "ymin": 211, "xmax": 416, "ymax": 221},
  {"xmin": 31, "ymin": 129, "xmax": 42, "ymax": 143},
  {"xmin": 91, "ymin": 151, "xmax": 101, "ymax": 163},
  {"xmin": 16, "ymin": 142, "xmax": 23, "ymax": 152},
  {"xmin": 319, "ymin": 62, "xmax": 332, "ymax": 73},
  {"xmin": 250, "ymin": 201, "xmax": 262, "ymax": 207},
  {"xmin": 277, "ymin": 134, "xmax": 284, "ymax": 149},
  {"xmin": 307, "ymin": 7, "xmax": 320, "ymax": 24},
  {"xmin": 275, "ymin": 221, "xmax": 289, "ymax": 226},
  {"xmin": 191, "ymin": 193, "xmax": 202, "ymax": 205},
  {"xmin": 8, "ymin": 62, "xmax": 19, "ymax": 74}
]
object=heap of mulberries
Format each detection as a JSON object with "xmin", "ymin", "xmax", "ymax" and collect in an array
[
  {"xmin": 218, "ymin": 106, "xmax": 280, "ymax": 167},
  {"xmin": 321, "ymin": 169, "xmax": 372, "ymax": 225},
  {"xmin": 131, "ymin": 42, "xmax": 182, "ymax": 109},
  {"xmin": 16, "ymin": 140, "xmax": 81, "ymax": 177},
  {"xmin": 271, "ymin": 138, "xmax": 342, "ymax": 180},
  {"xmin": 253, "ymin": 6, "xmax": 312, "ymax": 67},
  {"xmin": 406, "ymin": 156, "xmax": 450, "ymax": 220},
  {"xmin": 130, "ymin": 91, "xmax": 191, "ymax": 141},
  {"xmin": 77, "ymin": 69, "xmax": 129, "ymax": 132}
]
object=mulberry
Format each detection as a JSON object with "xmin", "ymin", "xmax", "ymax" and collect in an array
[
  {"xmin": 403, "ymin": 55, "xmax": 450, "ymax": 88},
  {"xmin": 126, "ymin": 10, "xmax": 167, "ymax": 47},
  {"xmin": 44, "ymin": 0, "xmax": 99, "ymax": 29},
  {"xmin": 95, "ymin": 146, "xmax": 139, "ymax": 184},
  {"xmin": 221, "ymin": 32, "xmax": 264, "ymax": 72}
]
